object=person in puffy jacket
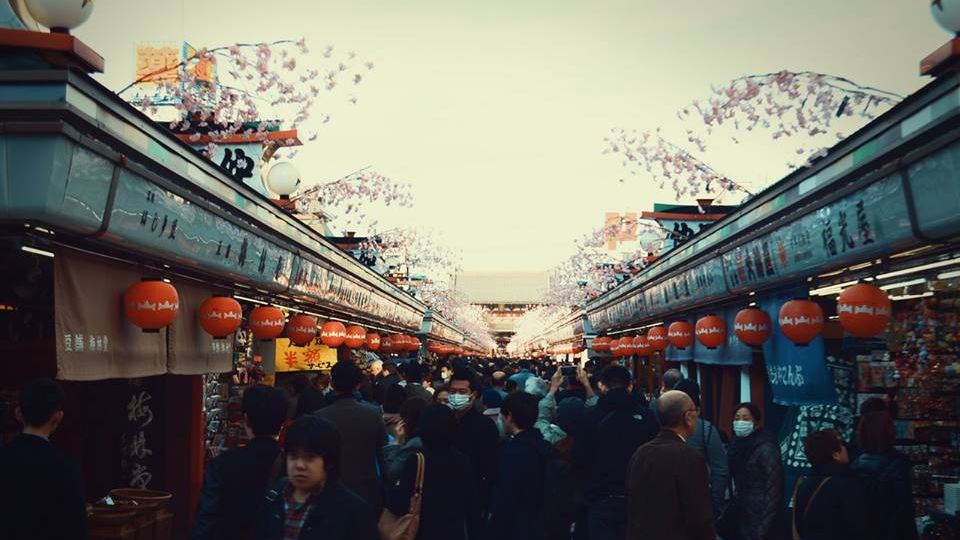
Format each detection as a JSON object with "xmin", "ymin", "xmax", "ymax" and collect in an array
[
  {"xmin": 851, "ymin": 411, "xmax": 917, "ymax": 540},
  {"xmin": 259, "ymin": 416, "xmax": 378, "ymax": 540},
  {"xmin": 792, "ymin": 429, "xmax": 870, "ymax": 540},
  {"xmin": 718, "ymin": 402, "xmax": 784, "ymax": 540}
]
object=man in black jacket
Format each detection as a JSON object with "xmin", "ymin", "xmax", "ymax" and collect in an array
[
  {"xmin": 191, "ymin": 384, "xmax": 289, "ymax": 540},
  {"xmin": 572, "ymin": 365, "xmax": 658, "ymax": 540},
  {"xmin": 449, "ymin": 366, "xmax": 500, "ymax": 517},
  {"xmin": 489, "ymin": 391, "xmax": 558, "ymax": 540},
  {"xmin": 0, "ymin": 378, "xmax": 87, "ymax": 540}
]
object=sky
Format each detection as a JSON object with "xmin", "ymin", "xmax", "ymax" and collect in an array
[{"xmin": 75, "ymin": 0, "xmax": 945, "ymax": 273}]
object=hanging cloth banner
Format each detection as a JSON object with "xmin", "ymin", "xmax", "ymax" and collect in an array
[
  {"xmin": 166, "ymin": 279, "xmax": 234, "ymax": 375},
  {"xmin": 759, "ymin": 289, "xmax": 837, "ymax": 406},
  {"xmin": 694, "ymin": 308, "xmax": 753, "ymax": 366},
  {"xmin": 54, "ymin": 249, "xmax": 167, "ymax": 381}
]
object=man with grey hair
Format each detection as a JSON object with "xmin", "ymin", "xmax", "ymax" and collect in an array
[
  {"xmin": 649, "ymin": 368, "xmax": 683, "ymax": 416},
  {"xmin": 626, "ymin": 391, "xmax": 715, "ymax": 540}
]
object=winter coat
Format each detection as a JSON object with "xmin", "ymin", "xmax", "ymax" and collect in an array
[
  {"xmin": 792, "ymin": 463, "xmax": 871, "ymax": 540},
  {"xmin": 451, "ymin": 407, "xmax": 500, "ymax": 513},
  {"xmin": 852, "ymin": 451, "xmax": 918, "ymax": 540},
  {"xmin": 488, "ymin": 428, "xmax": 559, "ymax": 540},
  {"xmin": 686, "ymin": 417, "xmax": 730, "ymax": 520},
  {"xmin": 312, "ymin": 395, "xmax": 388, "ymax": 511},
  {"xmin": 385, "ymin": 446, "xmax": 482, "ymax": 540},
  {"xmin": 190, "ymin": 436, "xmax": 281, "ymax": 540},
  {"xmin": 627, "ymin": 429, "xmax": 715, "ymax": 540},
  {"xmin": 383, "ymin": 435, "xmax": 424, "ymax": 483},
  {"xmin": 721, "ymin": 430, "xmax": 784, "ymax": 540},
  {"xmin": 259, "ymin": 480, "xmax": 379, "ymax": 540},
  {"xmin": 571, "ymin": 388, "xmax": 659, "ymax": 500},
  {"xmin": 0, "ymin": 433, "xmax": 87, "ymax": 540}
]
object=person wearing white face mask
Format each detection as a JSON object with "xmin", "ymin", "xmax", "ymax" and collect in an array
[
  {"xmin": 448, "ymin": 367, "xmax": 500, "ymax": 520},
  {"xmin": 717, "ymin": 402, "xmax": 784, "ymax": 540}
]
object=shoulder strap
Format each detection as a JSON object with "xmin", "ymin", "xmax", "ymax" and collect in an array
[
  {"xmin": 791, "ymin": 477, "xmax": 832, "ymax": 540},
  {"xmin": 701, "ymin": 419, "xmax": 711, "ymax": 455},
  {"xmin": 413, "ymin": 452, "xmax": 425, "ymax": 494},
  {"xmin": 264, "ymin": 450, "xmax": 284, "ymax": 493}
]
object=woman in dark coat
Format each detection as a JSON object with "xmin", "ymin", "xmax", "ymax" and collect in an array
[
  {"xmin": 385, "ymin": 404, "xmax": 482, "ymax": 540},
  {"xmin": 720, "ymin": 402, "xmax": 784, "ymax": 540},
  {"xmin": 792, "ymin": 429, "xmax": 871, "ymax": 540},
  {"xmin": 851, "ymin": 411, "xmax": 918, "ymax": 540}
]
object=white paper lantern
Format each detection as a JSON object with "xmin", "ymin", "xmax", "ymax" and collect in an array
[
  {"xmin": 265, "ymin": 162, "xmax": 300, "ymax": 197},
  {"xmin": 25, "ymin": 0, "xmax": 93, "ymax": 31},
  {"xmin": 931, "ymin": 0, "xmax": 960, "ymax": 35}
]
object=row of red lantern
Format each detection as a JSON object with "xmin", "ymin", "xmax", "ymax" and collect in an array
[
  {"xmin": 427, "ymin": 341, "xmax": 467, "ymax": 356},
  {"xmin": 125, "ymin": 281, "xmax": 406, "ymax": 350},
  {"xmin": 591, "ymin": 283, "xmax": 892, "ymax": 353},
  {"xmin": 547, "ymin": 343, "xmax": 585, "ymax": 355}
]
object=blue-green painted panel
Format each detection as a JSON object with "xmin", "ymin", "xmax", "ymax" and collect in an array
[
  {"xmin": 908, "ymin": 139, "xmax": 960, "ymax": 239},
  {"xmin": 722, "ymin": 174, "xmax": 912, "ymax": 292},
  {"xmin": 105, "ymin": 170, "xmax": 294, "ymax": 291}
]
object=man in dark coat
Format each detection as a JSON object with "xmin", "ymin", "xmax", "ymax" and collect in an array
[
  {"xmin": 191, "ymin": 384, "xmax": 289, "ymax": 540},
  {"xmin": 488, "ymin": 391, "xmax": 558, "ymax": 540},
  {"xmin": 0, "ymin": 378, "xmax": 87, "ymax": 540},
  {"xmin": 401, "ymin": 362, "xmax": 432, "ymax": 402},
  {"xmin": 373, "ymin": 361, "xmax": 401, "ymax": 404},
  {"xmin": 626, "ymin": 390, "xmax": 715, "ymax": 540},
  {"xmin": 313, "ymin": 361, "xmax": 389, "ymax": 512},
  {"xmin": 572, "ymin": 365, "xmax": 658, "ymax": 540},
  {"xmin": 449, "ymin": 366, "xmax": 500, "ymax": 516}
]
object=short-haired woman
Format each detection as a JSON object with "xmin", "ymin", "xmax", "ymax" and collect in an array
[
  {"xmin": 851, "ymin": 411, "xmax": 918, "ymax": 540},
  {"xmin": 792, "ymin": 429, "xmax": 871, "ymax": 540}
]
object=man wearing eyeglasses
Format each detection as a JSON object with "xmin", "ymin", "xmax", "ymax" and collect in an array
[{"xmin": 626, "ymin": 390, "xmax": 716, "ymax": 540}]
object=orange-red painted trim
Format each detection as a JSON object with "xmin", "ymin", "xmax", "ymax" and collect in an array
[
  {"xmin": 0, "ymin": 28, "xmax": 104, "ymax": 73},
  {"xmin": 921, "ymin": 38, "xmax": 960, "ymax": 77},
  {"xmin": 174, "ymin": 129, "xmax": 302, "ymax": 146}
]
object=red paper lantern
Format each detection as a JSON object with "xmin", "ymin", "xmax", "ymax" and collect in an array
[
  {"xmin": 647, "ymin": 326, "xmax": 669, "ymax": 351},
  {"xmin": 408, "ymin": 336, "xmax": 422, "ymax": 352},
  {"xmin": 287, "ymin": 314, "xmax": 318, "ymax": 347},
  {"xmin": 837, "ymin": 283, "xmax": 892, "ymax": 338},
  {"xmin": 320, "ymin": 321, "xmax": 347, "ymax": 348},
  {"xmin": 609, "ymin": 339, "xmax": 622, "ymax": 357},
  {"xmin": 620, "ymin": 336, "xmax": 637, "ymax": 356},
  {"xmin": 779, "ymin": 299, "xmax": 824, "ymax": 345},
  {"xmin": 125, "ymin": 280, "xmax": 179, "ymax": 332},
  {"xmin": 592, "ymin": 337, "xmax": 612, "ymax": 352},
  {"xmin": 381, "ymin": 335, "xmax": 395, "ymax": 352},
  {"xmin": 199, "ymin": 296, "xmax": 242, "ymax": 338},
  {"xmin": 734, "ymin": 308, "xmax": 772, "ymax": 347},
  {"xmin": 634, "ymin": 335, "xmax": 652, "ymax": 356},
  {"xmin": 344, "ymin": 325, "xmax": 367, "ymax": 348},
  {"xmin": 365, "ymin": 332, "xmax": 381, "ymax": 351},
  {"xmin": 668, "ymin": 321, "xmax": 694, "ymax": 350},
  {"xmin": 695, "ymin": 315, "xmax": 726, "ymax": 349},
  {"xmin": 249, "ymin": 306, "xmax": 286, "ymax": 341}
]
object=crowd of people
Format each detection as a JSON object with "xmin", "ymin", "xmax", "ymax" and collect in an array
[{"xmin": 0, "ymin": 357, "xmax": 919, "ymax": 540}]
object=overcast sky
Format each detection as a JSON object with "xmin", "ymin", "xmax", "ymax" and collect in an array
[{"xmin": 77, "ymin": 1, "xmax": 944, "ymax": 272}]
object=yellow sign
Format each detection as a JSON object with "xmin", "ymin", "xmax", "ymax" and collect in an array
[
  {"xmin": 275, "ymin": 338, "xmax": 338, "ymax": 372},
  {"xmin": 136, "ymin": 44, "xmax": 180, "ymax": 83}
]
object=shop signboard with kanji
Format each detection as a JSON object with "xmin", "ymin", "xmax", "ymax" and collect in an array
[
  {"xmin": 275, "ymin": 338, "xmax": 338, "ymax": 372},
  {"xmin": 721, "ymin": 174, "xmax": 913, "ymax": 293}
]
